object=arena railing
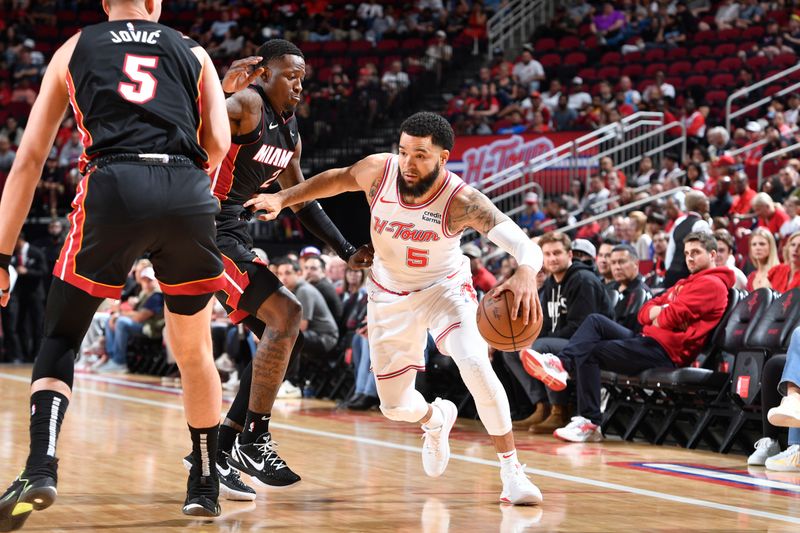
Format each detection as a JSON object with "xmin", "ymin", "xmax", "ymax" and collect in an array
[
  {"xmin": 757, "ymin": 140, "xmax": 800, "ymax": 189},
  {"xmin": 474, "ymin": 112, "xmax": 677, "ymax": 221},
  {"xmin": 726, "ymin": 62, "xmax": 800, "ymax": 132},
  {"xmin": 487, "ymin": 0, "xmax": 553, "ymax": 59}
]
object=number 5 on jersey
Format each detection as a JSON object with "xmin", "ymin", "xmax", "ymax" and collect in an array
[
  {"xmin": 406, "ymin": 247, "xmax": 429, "ymax": 268},
  {"xmin": 118, "ymin": 54, "xmax": 159, "ymax": 104}
]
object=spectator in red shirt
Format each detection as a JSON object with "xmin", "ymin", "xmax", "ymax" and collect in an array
[
  {"xmin": 768, "ymin": 231, "xmax": 800, "ymax": 292},
  {"xmin": 753, "ymin": 192, "xmax": 791, "ymax": 236},
  {"xmin": 730, "ymin": 171, "xmax": 756, "ymax": 215},
  {"xmin": 461, "ymin": 243, "xmax": 497, "ymax": 293},
  {"xmin": 682, "ymin": 99, "xmax": 707, "ymax": 140}
]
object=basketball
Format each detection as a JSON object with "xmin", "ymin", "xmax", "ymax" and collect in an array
[{"xmin": 476, "ymin": 290, "xmax": 543, "ymax": 351}]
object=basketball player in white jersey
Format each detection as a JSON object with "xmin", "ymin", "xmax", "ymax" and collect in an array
[{"xmin": 245, "ymin": 112, "xmax": 544, "ymax": 505}]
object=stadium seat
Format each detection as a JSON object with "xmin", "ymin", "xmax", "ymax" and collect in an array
[
  {"xmin": 689, "ymin": 45, "xmax": 712, "ymax": 59},
  {"xmin": 621, "ymin": 64, "xmax": 644, "ymax": 78},
  {"xmin": 644, "ymin": 48, "xmax": 666, "ymax": 62},
  {"xmin": 538, "ymin": 53, "xmax": 561, "ymax": 69},
  {"xmin": 746, "ymin": 55, "xmax": 769, "ymax": 71},
  {"xmin": 534, "ymin": 37, "xmax": 556, "ymax": 52},
  {"xmin": 666, "ymin": 47, "xmax": 688, "ymax": 61},
  {"xmin": 600, "ymin": 51, "xmax": 622, "ymax": 64},
  {"xmin": 712, "ymin": 43, "xmax": 737, "ymax": 57},
  {"xmin": 705, "ymin": 90, "xmax": 729, "ymax": 106},
  {"xmin": 741, "ymin": 26, "xmax": 765, "ymax": 40},
  {"xmin": 667, "ymin": 61, "xmax": 692, "ymax": 77},
  {"xmin": 693, "ymin": 30, "xmax": 716, "ymax": 43},
  {"xmin": 693, "ymin": 59, "xmax": 717, "ymax": 73},
  {"xmin": 558, "ymin": 35, "xmax": 581, "ymax": 50},
  {"xmin": 564, "ymin": 52, "xmax": 587, "ymax": 66},
  {"xmin": 644, "ymin": 62, "xmax": 668, "ymax": 77},
  {"xmin": 710, "ymin": 73, "xmax": 735, "ymax": 88},
  {"xmin": 685, "ymin": 75, "xmax": 709, "ymax": 88},
  {"xmin": 577, "ymin": 67, "xmax": 598, "ymax": 82},
  {"xmin": 717, "ymin": 28, "xmax": 742, "ymax": 42},
  {"xmin": 718, "ymin": 57, "xmax": 743, "ymax": 72},
  {"xmin": 597, "ymin": 65, "xmax": 620, "ymax": 80}
]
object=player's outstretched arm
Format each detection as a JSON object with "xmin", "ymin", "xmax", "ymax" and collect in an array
[
  {"xmin": 0, "ymin": 35, "xmax": 77, "ymax": 306},
  {"xmin": 244, "ymin": 153, "xmax": 390, "ymax": 221},
  {"xmin": 446, "ymin": 186, "xmax": 543, "ymax": 325}
]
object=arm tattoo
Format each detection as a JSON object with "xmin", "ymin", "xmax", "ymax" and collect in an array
[
  {"xmin": 447, "ymin": 187, "xmax": 509, "ymax": 235},
  {"xmin": 366, "ymin": 175, "xmax": 382, "ymax": 204}
]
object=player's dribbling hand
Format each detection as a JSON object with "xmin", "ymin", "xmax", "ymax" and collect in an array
[
  {"xmin": 491, "ymin": 265, "xmax": 540, "ymax": 326},
  {"xmin": 243, "ymin": 193, "xmax": 283, "ymax": 221},
  {"xmin": 221, "ymin": 56, "xmax": 266, "ymax": 95},
  {"xmin": 348, "ymin": 244, "xmax": 374, "ymax": 270},
  {"xmin": 0, "ymin": 269, "xmax": 9, "ymax": 308}
]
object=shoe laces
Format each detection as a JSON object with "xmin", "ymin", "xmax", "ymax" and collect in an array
[
  {"xmin": 254, "ymin": 434, "xmax": 287, "ymax": 470},
  {"xmin": 422, "ymin": 426, "xmax": 442, "ymax": 457},
  {"xmin": 754, "ymin": 437, "xmax": 777, "ymax": 450},
  {"xmin": 774, "ymin": 444, "xmax": 800, "ymax": 459}
]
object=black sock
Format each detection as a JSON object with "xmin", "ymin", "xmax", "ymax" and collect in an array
[
  {"xmin": 188, "ymin": 425, "xmax": 219, "ymax": 479},
  {"xmin": 240, "ymin": 410, "xmax": 270, "ymax": 444},
  {"xmin": 217, "ymin": 424, "xmax": 238, "ymax": 463},
  {"xmin": 27, "ymin": 390, "xmax": 69, "ymax": 470}
]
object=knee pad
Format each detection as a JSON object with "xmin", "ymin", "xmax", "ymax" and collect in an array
[
  {"xmin": 31, "ymin": 337, "xmax": 78, "ymax": 389},
  {"xmin": 163, "ymin": 293, "xmax": 212, "ymax": 315},
  {"xmin": 379, "ymin": 403, "xmax": 428, "ymax": 423}
]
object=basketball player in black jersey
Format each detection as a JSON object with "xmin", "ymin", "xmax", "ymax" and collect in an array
[
  {"xmin": 180, "ymin": 40, "xmax": 372, "ymax": 498},
  {"xmin": 0, "ymin": 0, "xmax": 231, "ymax": 528}
]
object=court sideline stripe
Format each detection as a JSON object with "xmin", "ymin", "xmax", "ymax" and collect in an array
[{"xmin": 1, "ymin": 372, "xmax": 798, "ymax": 525}]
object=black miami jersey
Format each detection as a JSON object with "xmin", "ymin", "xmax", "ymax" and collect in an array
[
  {"xmin": 211, "ymin": 85, "xmax": 299, "ymax": 208},
  {"xmin": 67, "ymin": 20, "xmax": 207, "ymax": 173}
]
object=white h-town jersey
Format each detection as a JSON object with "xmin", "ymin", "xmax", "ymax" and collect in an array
[{"xmin": 369, "ymin": 154, "xmax": 468, "ymax": 293}]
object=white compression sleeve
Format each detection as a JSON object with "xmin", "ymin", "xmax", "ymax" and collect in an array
[{"xmin": 486, "ymin": 220, "xmax": 543, "ymax": 273}]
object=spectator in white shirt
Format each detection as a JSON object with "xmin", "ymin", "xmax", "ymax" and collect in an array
[
  {"xmin": 381, "ymin": 60, "xmax": 411, "ymax": 113},
  {"xmin": 715, "ymin": 0, "xmax": 740, "ymax": 30},
  {"xmin": 568, "ymin": 76, "xmax": 592, "ymax": 111},
  {"xmin": 512, "ymin": 45, "xmax": 545, "ymax": 92},
  {"xmin": 542, "ymin": 79, "xmax": 563, "ymax": 111}
]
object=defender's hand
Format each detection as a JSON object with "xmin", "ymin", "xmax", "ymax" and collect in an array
[
  {"xmin": 348, "ymin": 244, "xmax": 374, "ymax": 270},
  {"xmin": 491, "ymin": 265, "xmax": 540, "ymax": 325},
  {"xmin": 221, "ymin": 57, "xmax": 265, "ymax": 95},
  {"xmin": 243, "ymin": 193, "xmax": 284, "ymax": 221}
]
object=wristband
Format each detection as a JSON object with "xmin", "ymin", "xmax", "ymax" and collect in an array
[
  {"xmin": 0, "ymin": 253, "xmax": 10, "ymax": 272},
  {"xmin": 223, "ymin": 90, "xmax": 234, "ymax": 98}
]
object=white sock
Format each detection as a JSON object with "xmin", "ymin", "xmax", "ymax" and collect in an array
[
  {"xmin": 422, "ymin": 404, "xmax": 444, "ymax": 430},
  {"xmin": 498, "ymin": 450, "xmax": 519, "ymax": 470}
]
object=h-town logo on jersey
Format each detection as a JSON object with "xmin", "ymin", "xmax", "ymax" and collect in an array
[
  {"xmin": 252, "ymin": 144, "xmax": 293, "ymax": 168},
  {"xmin": 373, "ymin": 217, "xmax": 440, "ymax": 242}
]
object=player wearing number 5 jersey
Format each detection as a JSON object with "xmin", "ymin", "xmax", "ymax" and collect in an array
[
  {"xmin": 0, "ymin": 0, "xmax": 231, "ymax": 528},
  {"xmin": 246, "ymin": 112, "xmax": 546, "ymax": 505}
]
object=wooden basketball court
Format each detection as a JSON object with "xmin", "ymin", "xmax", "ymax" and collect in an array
[{"xmin": 1, "ymin": 365, "xmax": 799, "ymax": 532}]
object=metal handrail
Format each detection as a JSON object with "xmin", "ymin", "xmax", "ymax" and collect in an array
[
  {"xmin": 726, "ymin": 62, "xmax": 800, "ymax": 131},
  {"xmin": 486, "ymin": 0, "xmax": 552, "ymax": 60},
  {"xmin": 556, "ymin": 187, "xmax": 691, "ymax": 234},
  {"xmin": 757, "ymin": 140, "xmax": 800, "ymax": 188}
]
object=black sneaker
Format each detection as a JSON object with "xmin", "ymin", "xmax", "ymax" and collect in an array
[
  {"xmin": 182, "ymin": 454, "xmax": 256, "ymax": 501},
  {"xmin": 227, "ymin": 433, "xmax": 301, "ymax": 488},
  {"xmin": 0, "ymin": 459, "xmax": 58, "ymax": 532},
  {"xmin": 182, "ymin": 470, "xmax": 220, "ymax": 517}
]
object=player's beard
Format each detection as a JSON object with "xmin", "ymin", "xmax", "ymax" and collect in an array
[{"xmin": 397, "ymin": 162, "xmax": 440, "ymax": 198}]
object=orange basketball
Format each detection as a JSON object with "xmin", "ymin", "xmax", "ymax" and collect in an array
[{"xmin": 476, "ymin": 291, "xmax": 543, "ymax": 351}]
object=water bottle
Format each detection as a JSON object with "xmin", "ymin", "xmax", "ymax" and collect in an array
[{"xmin": 302, "ymin": 379, "xmax": 316, "ymax": 398}]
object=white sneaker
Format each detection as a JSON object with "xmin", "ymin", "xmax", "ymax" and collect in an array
[
  {"xmin": 768, "ymin": 395, "xmax": 800, "ymax": 428},
  {"xmin": 421, "ymin": 398, "xmax": 458, "ymax": 478},
  {"xmin": 215, "ymin": 353, "xmax": 235, "ymax": 373},
  {"xmin": 222, "ymin": 370, "xmax": 239, "ymax": 391},
  {"xmin": 520, "ymin": 349, "xmax": 568, "ymax": 391},
  {"xmin": 765, "ymin": 444, "xmax": 800, "ymax": 472},
  {"xmin": 500, "ymin": 464, "xmax": 543, "ymax": 505},
  {"xmin": 553, "ymin": 416, "xmax": 604, "ymax": 443},
  {"xmin": 95, "ymin": 360, "xmax": 129, "ymax": 374},
  {"xmin": 747, "ymin": 437, "xmax": 781, "ymax": 466},
  {"xmin": 276, "ymin": 380, "xmax": 302, "ymax": 399}
]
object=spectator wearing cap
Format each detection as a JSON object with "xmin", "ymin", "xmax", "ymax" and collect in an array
[
  {"xmin": 568, "ymin": 77, "xmax": 592, "ymax": 111},
  {"xmin": 730, "ymin": 170, "xmax": 756, "ymax": 215},
  {"xmin": 753, "ymin": 192, "xmax": 791, "ymax": 237},
  {"xmin": 507, "ymin": 232, "xmax": 612, "ymax": 434},
  {"xmin": 743, "ymin": 121, "xmax": 766, "ymax": 165},
  {"xmin": 424, "ymin": 30, "xmax": 453, "ymax": 82},
  {"xmin": 512, "ymin": 45, "xmax": 545, "ymax": 92},
  {"xmin": 572, "ymin": 238, "xmax": 597, "ymax": 266},
  {"xmin": 97, "ymin": 266, "xmax": 164, "ymax": 374},
  {"xmin": 664, "ymin": 190, "xmax": 712, "ymax": 287},
  {"xmin": 519, "ymin": 89, "xmax": 551, "ymax": 124},
  {"xmin": 552, "ymin": 94, "xmax": 578, "ymax": 131},
  {"xmin": 516, "ymin": 192, "xmax": 545, "ymax": 234},
  {"xmin": 462, "ymin": 243, "xmax": 496, "ymax": 294},
  {"xmin": 299, "ymin": 245, "xmax": 322, "ymax": 267}
]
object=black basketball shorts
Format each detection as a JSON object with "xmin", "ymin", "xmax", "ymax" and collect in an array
[
  {"xmin": 215, "ymin": 235, "xmax": 282, "ymax": 324},
  {"xmin": 53, "ymin": 162, "xmax": 226, "ymax": 299}
]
